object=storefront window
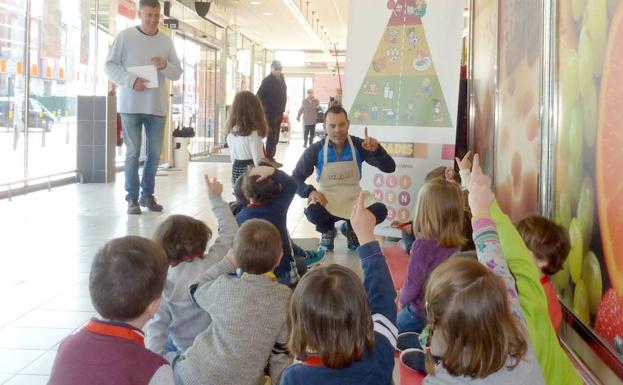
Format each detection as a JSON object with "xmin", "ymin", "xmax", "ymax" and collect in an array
[{"xmin": 0, "ymin": 0, "xmax": 27, "ymax": 187}]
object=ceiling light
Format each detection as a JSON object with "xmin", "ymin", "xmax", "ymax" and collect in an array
[
  {"xmin": 263, "ymin": 12, "xmax": 273, "ymax": 15},
  {"xmin": 250, "ymin": 1, "xmax": 262, "ymax": 4}
]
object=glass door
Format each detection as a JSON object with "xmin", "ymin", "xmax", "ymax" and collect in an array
[
  {"xmin": 0, "ymin": 0, "xmax": 27, "ymax": 188},
  {"xmin": 26, "ymin": 0, "xmax": 81, "ymax": 180}
]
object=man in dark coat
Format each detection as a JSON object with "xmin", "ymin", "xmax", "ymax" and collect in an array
[{"xmin": 257, "ymin": 60, "xmax": 287, "ymax": 166}]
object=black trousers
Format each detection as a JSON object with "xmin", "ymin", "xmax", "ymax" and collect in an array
[
  {"xmin": 303, "ymin": 124, "xmax": 316, "ymax": 146},
  {"xmin": 304, "ymin": 202, "xmax": 388, "ymax": 233},
  {"xmin": 265, "ymin": 113, "xmax": 283, "ymax": 160}
]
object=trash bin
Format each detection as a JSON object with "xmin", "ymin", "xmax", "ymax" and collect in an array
[{"xmin": 173, "ymin": 137, "xmax": 191, "ymax": 170}]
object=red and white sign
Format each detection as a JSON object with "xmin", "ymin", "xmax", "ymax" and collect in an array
[{"xmin": 118, "ymin": 0, "xmax": 137, "ymax": 20}]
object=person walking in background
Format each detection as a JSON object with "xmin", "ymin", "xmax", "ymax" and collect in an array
[
  {"xmin": 105, "ymin": 0, "xmax": 181, "ymax": 215},
  {"xmin": 297, "ymin": 89, "xmax": 319, "ymax": 148},
  {"xmin": 257, "ymin": 60, "xmax": 287, "ymax": 167}
]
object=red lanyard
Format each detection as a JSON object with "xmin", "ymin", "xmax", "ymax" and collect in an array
[{"xmin": 84, "ymin": 319, "xmax": 145, "ymax": 346}]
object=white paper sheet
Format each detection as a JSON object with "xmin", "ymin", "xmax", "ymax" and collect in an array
[{"xmin": 126, "ymin": 65, "xmax": 159, "ymax": 88}]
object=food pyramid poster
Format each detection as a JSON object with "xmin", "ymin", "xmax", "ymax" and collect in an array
[
  {"xmin": 344, "ymin": 0, "xmax": 464, "ymax": 235},
  {"xmin": 349, "ymin": 0, "xmax": 453, "ymax": 127}
]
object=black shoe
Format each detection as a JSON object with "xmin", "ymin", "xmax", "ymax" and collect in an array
[
  {"xmin": 127, "ymin": 199, "xmax": 141, "ymax": 215},
  {"xmin": 139, "ymin": 195, "xmax": 163, "ymax": 212}
]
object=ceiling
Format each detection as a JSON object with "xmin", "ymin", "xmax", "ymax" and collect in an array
[{"xmin": 219, "ymin": 0, "xmax": 349, "ymax": 52}]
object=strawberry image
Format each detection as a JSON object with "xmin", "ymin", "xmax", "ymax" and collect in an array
[{"xmin": 595, "ymin": 288, "xmax": 623, "ymax": 345}]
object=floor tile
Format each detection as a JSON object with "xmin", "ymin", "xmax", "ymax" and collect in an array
[
  {"xmin": 10, "ymin": 310, "xmax": 94, "ymax": 329},
  {"xmin": 19, "ymin": 351, "xmax": 57, "ymax": 376},
  {"xmin": 0, "ymin": 328, "xmax": 73, "ymax": 350},
  {"xmin": 3, "ymin": 374, "xmax": 49, "ymax": 385},
  {"xmin": 0, "ymin": 349, "xmax": 45, "ymax": 374},
  {"xmin": 40, "ymin": 296, "xmax": 95, "ymax": 312}
]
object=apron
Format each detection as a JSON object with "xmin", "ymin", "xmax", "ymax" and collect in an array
[{"xmin": 318, "ymin": 136, "xmax": 376, "ymax": 219}]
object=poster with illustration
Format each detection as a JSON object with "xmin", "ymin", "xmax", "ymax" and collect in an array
[
  {"xmin": 344, "ymin": 0, "xmax": 464, "ymax": 236},
  {"xmin": 554, "ymin": 0, "xmax": 623, "ymax": 358},
  {"xmin": 470, "ymin": 0, "xmax": 497, "ymax": 176}
]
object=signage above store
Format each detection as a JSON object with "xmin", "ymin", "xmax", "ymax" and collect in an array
[{"xmin": 164, "ymin": 18, "xmax": 179, "ymax": 30}]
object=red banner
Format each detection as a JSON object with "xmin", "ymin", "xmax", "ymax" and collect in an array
[{"xmin": 118, "ymin": 0, "xmax": 137, "ymax": 20}]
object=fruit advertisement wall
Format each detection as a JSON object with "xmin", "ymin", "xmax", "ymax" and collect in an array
[
  {"xmin": 555, "ymin": 0, "xmax": 623, "ymax": 358},
  {"xmin": 494, "ymin": 0, "xmax": 543, "ymax": 222},
  {"xmin": 470, "ymin": 0, "xmax": 497, "ymax": 176}
]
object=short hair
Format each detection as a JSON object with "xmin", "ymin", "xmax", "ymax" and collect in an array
[
  {"xmin": 89, "ymin": 236, "xmax": 168, "ymax": 321},
  {"xmin": 226, "ymin": 91, "xmax": 268, "ymax": 137},
  {"xmin": 139, "ymin": 0, "xmax": 160, "ymax": 8},
  {"xmin": 240, "ymin": 172, "xmax": 282, "ymax": 202},
  {"xmin": 516, "ymin": 215, "xmax": 570, "ymax": 275},
  {"xmin": 424, "ymin": 258, "xmax": 528, "ymax": 378},
  {"xmin": 324, "ymin": 105, "xmax": 349, "ymax": 120},
  {"xmin": 289, "ymin": 265, "xmax": 375, "ymax": 368},
  {"xmin": 413, "ymin": 179, "xmax": 465, "ymax": 248},
  {"xmin": 234, "ymin": 219, "xmax": 282, "ymax": 274},
  {"xmin": 153, "ymin": 215, "xmax": 211, "ymax": 264}
]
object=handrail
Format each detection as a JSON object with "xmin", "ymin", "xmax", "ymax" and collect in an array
[{"xmin": 0, "ymin": 170, "xmax": 83, "ymax": 201}]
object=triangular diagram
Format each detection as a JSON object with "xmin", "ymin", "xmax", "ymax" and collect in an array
[{"xmin": 349, "ymin": 0, "xmax": 452, "ymax": 127}]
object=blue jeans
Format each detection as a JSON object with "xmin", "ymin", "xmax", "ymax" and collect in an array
[
  {"xmin": 121, "ymin": 113, "xmax": 166, "ymax": 201},
  {"xmin": 397, "ymin": 304, "xmax": 426, "ymax": 334}
]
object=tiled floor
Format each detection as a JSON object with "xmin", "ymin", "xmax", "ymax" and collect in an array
[{"xmin": 0, "ymin": 138, "xmax": 377, "ymax": 383}]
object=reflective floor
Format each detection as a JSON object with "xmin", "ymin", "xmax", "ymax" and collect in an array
[{"xmin": 0, "ymin": 138, "xmax": 372, "ymax": 384}]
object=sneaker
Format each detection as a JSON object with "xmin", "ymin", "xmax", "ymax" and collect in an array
[
  {"xmin": 340, "ymin": 222, "xmax": 360, "ymax": 250},
  {"xmin": 127, "ymin": 199, "xmax": 141, "ymax": 215},
  {"xmin": 319, "ymin": 228, "xmax": 337, "ymax": 251},
  {"xmin": 305, "ymin": 248, "xmax": 326, "ymax": 267},
  {"xmin": 139, "ymin": 195, "xmax": 163, "ymax": 212}
]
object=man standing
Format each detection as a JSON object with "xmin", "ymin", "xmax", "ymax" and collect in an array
[
  {"xmin": 257, "ymin": 60, "xmax": 287, "ymax": 167},
  {"xmin": 292, "ymin": 105, "xmax": 395, "ymax": 251},
  {"xmin": 296, "ymin": 89, "xmax": 319, "ymax": 148},
  {"xmin": 105, "ymin": 0, "xmax": 181, "ymax": 214}
]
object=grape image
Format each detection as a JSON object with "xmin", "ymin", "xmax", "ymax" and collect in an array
[
  {"xmin": 573, "ymin": 279, "xmax": 591, "ymax": 324},
  {"xmin": 582, "ymin": 251, "xmax": 603, "ymax": 314},
  {"xmin": 568, "ymin": 218, "xmax": 584, "ymax": 283}
]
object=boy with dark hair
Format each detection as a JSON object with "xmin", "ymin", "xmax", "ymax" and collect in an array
[
  {"xmin": 49, "ymin": 236, "xmax": 172, "ymax": 385},
  {"xmin": 516, "ymin": 215, "xmax": 570, "ymax": 331},
  {"xmin": 145, "ymin": 176, "xmax": 238, "ymax": 354},
  {"xmin": 173, "ymin": 219, "xmax": 293, "ymax": 385},
  {"xmin": 236, "ymin": 166, "xmax": 324, "ymax": 286},
  {"xmin": 292, "ymin": 105, "xmax": 396, "ymax": 251}
]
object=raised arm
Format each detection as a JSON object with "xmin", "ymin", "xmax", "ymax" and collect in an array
[
  {"xmin": 356, "ymin": 136, "xmax": 396, "ymax": 173},
  {"xmin": 269, "ymin": 169, "xmax": 297, "ymax": 213},
  {"xmin": 191, "ymin": 254, "xmax": 236, "ymax": 311},
  {"xmin": 204, "ymin": 176, "xmax": 239, "ymax": 264},
  {"xmin": 467, "ymin": 155, "xmax": 524, "ymax": 321},
  {"xmin": 351, "ymin": 192, "xmax": 398, "ymax": 340}
]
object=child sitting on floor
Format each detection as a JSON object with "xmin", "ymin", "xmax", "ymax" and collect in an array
[
  {"xmin": 516, "ymin": 215, "xmax": 570, "ymax": 332},
  {"xmin": 280, "ymin": 192, "xmax": 398, "ymax": 385},
  {"xmin": 173, "ymin": 219, "xmax": 293, "ymax": 385},
  {"xmin": 397, "ymin": 178, "xmax": 465, "ymax": 334},
  {"xmin": 145, "ymin": 176, "xmax": 238, "ymax": 355},
  {"xmin": 237, "ymin": 166, "xmax": 324, "ymax": 285},
  {"xmin": 49, "ymin": 236, "xmax": 173, "ymax": 385}
]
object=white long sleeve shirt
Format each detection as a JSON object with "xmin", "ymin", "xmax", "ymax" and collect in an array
[
  {"xmin": 105, "ymin": 27, "xmax": 181, "ymax": 116},
  {"xmin": 145, "ymin": 196, "xmax": 238, "ymax": 354},
  {"xmin": 226, "ymin": 130, "xmax": 265, "ymax": 165}
]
